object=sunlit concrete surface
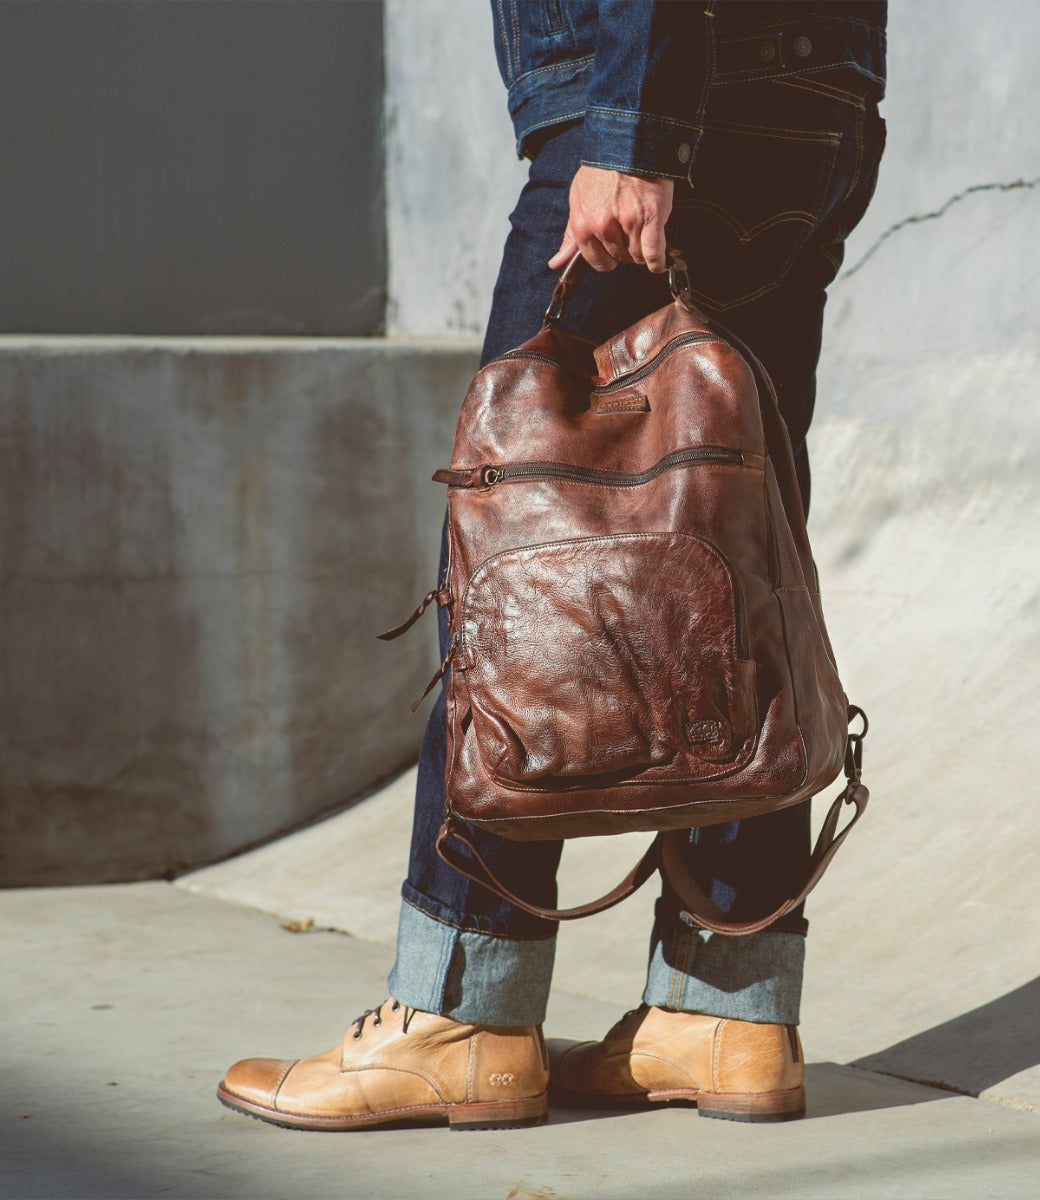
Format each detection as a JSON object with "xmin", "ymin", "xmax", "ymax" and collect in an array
[{"xmin": 4, "ymin": 883, "xmax": 1038, "ymax": 1200}]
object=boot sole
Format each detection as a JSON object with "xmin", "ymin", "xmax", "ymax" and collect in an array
[
  {"xmin": 550, "ymin": 1082, "xmax": 806, "ymax": 1123},
  {"xmin": 216, "ymin": 1083, "xmax": 548, "ymax": 1132}
]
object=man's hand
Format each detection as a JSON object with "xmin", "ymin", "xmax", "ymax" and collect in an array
[{"xmin": 548, "ymin": 165, "xmax": 674, "ymax": 274}]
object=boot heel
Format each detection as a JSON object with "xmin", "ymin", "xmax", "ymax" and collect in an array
[
  {"xmin": 448, "ymin": 1093, "xmax": 548, "ymax": 1131},
  {"xmin": 697, "ymin": 1085, "xmax": 806, "ymax": 1123}
]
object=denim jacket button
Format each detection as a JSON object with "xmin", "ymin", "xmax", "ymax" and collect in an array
[
  {"xmin": 793, "ymin": 36, "xmax": 813, "ymax": 57},
  {"xmin": 758, "ymin": 40, "xmax": 778, "ymax": 63},
  {"xmin": 677, "ymin": 142, "xmax": 692, "ymax": 164}
]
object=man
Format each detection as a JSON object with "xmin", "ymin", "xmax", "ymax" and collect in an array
[{"xmin": 218, "ymin": 0, "xmax": 886, "ymax": 1130}]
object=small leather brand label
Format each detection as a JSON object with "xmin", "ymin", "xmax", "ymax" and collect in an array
[{"xmin": 594, "ymin": 392, "xmax": 650, "ymax": 414}]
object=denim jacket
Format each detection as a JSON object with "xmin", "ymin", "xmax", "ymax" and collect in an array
[{"xmin": 491, "ymin": 1, "xmax": 886, "ymax": 180}]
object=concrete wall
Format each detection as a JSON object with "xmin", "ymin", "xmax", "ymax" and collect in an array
[
  {"xmin": 384, "ymin": 0, "xmax": 527, "ymax": 337},
  {"xmin": 0, "ymin": 2, "xmax": 385, "ymax": 335},
  {"xmin": 4, "ymin": 0, "xmax": 1039, "ymax": 888},
  {"xmin": 0, "ymin": 339, "xmax": 472, "ymax": 884}
]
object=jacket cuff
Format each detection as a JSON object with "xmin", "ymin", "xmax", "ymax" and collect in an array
[{"xmin": 581, "ymin": 107, "xmax": 701, "ymax": 181}]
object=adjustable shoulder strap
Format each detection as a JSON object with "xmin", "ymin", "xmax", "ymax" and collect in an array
[
  {"xmin": 658, "ymin": 783, "xmax": 868, "ymax": 937},
  {"xmin": 436, "ymin": 708, "xmax": 869, "ymax": 933},
  {"xmin": 435, "ymin": 823, "xmax": 661, "ymax": 922}
]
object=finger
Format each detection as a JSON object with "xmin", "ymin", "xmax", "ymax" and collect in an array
[
  {"xmin": 640, "ymin": 218, "xmax": 668, "ymax": 274},
  {"xmin": 579, "ymin": 235, "xmax": 622, "ymax": 272},
  {"xmin": 623, "ymin": 227, "xmax": 646, "ymax": 266},
  {"xmin": 547, "ymin": 229, "xmax": 578, "ymax": 271}
]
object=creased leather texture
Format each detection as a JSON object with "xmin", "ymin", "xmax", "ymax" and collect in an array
[
  {"xmin": 547, "ymin": 1006, "xmax": 805, "ymax": 1121},
  {"xmin": 217, "ymin": 1001, "xmax": 549, "ymax": 1131},
  {"xmin": 435, "ymin": 290, "xmax": 849, "ymax": 841}
]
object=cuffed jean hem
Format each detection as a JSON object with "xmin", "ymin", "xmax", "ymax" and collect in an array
[
  {"xmin": 643, "ymin": 919, "xmax": 806, "ymax": 1025},
  {"xmin": 387, "ymin": 899, "xmax": 556, "ymax": 1027}
]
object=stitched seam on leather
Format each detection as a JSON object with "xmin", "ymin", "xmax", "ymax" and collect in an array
[
  {"xmin": 462, "ymin": 532, "xmax": 746, "ymax": 665},
  {"xmin": 637, "ymin": 1050, "xmax": 701, "ymax": 1086},
  {"xmin": 711, "ymin": 1022, "xmax": 723, "ymax": 1092},
  {"xmin": 340, "ymin": 1062, "xmax": 448, "ymax": 1102},
  {"xmin": 466, "ymin": 1035, "xmax": 476, "ymax": 1102},
  {"xmin": 271, "ymin": 1101, "xmax": 451, "ymax": 1124},
  {"xmin": 271, "ymin": 1059, "xmax": 298, "ymax": 1111},
  {"xmin": 461, "ymin": 535, "xmax": 763, "ymax": 790}
]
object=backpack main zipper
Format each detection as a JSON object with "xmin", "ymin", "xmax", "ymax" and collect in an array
[
  {"xmin": 496, "ymin": 330, "xmax": 722, "ymax": 391},
  {"xmin": 479, "ymin": 445, "xmax": 743, "ymax": 488}
]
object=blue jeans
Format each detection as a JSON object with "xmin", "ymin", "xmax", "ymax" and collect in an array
[{"xmin": 389, "ymin": 16, "xmax": 886, "ymax": 1028}]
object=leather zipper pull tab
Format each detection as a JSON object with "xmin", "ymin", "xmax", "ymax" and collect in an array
[
  {"xmin": 410, "ymin": 633, "xmax": 459, "ymax": 712},
  {"xmin": 378, "ymin": 588, "xmax": 449, "ymax": 641}
]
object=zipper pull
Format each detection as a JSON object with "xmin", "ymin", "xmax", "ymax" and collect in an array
[
  {"xmin": 431, "ymin": 465, "xmax": 506, "ymax": 488},
  {"xmin": 378, "ymin": 588, "xmax": 450, "ymax": 642},
  {"xmin": 410, "ymin": 633, "xmax": 460, "ymax": 712}
]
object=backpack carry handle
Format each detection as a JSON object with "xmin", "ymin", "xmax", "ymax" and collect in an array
[{"xmin": 543, "ymin": 249, "xmax": 589, "ymax": 326}]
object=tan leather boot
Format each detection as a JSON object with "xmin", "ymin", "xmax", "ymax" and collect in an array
[
  {"xmin": 218, "ymin": 999, "xmax": 549, "ymax": 1131},
  {"xmin": 548, "ymin": 1005, "xmax": 804, "ymax": 1122}
]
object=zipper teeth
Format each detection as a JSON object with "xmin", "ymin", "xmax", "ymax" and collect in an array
[
  {"xmin": 492, "ymin": 446, "xmax": 743, "ymax": 488},
  {"xmin": 496, "ymin": 331, "xmax": 723, "ymax": 392},
  {"xmin": 593, "ymin": 332, "xmax": 721, "ymax": 393},
  {"xmin": 497, "ymin": 351, "xmax": 561, "ymax": 367}
]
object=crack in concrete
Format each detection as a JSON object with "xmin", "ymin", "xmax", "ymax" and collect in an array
[
  {"xmin": 853, "ymin": 1063, "xmax": 1040, "ymax": 1117},
  {"xmin": 842, "ymin": 176, "xmax": 1040, "ymax": 280}
]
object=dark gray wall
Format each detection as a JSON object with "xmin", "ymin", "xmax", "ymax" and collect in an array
[
  {"xmin": 0, "ymin": 340, "xmax": 473, "ymax": 885},
  {"xmin": 0, "ymin": 1, "xmax": 385, "ymax": 334}
]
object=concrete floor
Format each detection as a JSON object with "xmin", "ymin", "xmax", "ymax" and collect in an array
[{"xmin": 4, "ymin": 878, "xmax": 1038, "ymax": 1200}]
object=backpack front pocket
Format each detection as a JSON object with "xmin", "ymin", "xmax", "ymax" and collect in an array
[{"xmin": 458, "ymin": 532, "xmax": 758, "ymax": 791}]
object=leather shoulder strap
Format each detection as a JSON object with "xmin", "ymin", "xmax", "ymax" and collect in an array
[
  {"xmin": 436, "ymin": 709, "xmax": 869, "ymax": 932},
  {"xmin": 435, "ymin": 822, "xmax": 661, "ymax": 922},
  {"xmin": 658, "ymin": 780, "xmax": 869, "ymax": 936}
]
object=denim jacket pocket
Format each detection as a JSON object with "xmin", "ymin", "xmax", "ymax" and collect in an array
[{"xmin": 670, "ymin": 121, "xmax": 840, "ymax": 312}]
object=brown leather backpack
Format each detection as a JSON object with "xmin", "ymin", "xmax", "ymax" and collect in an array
[{"xmin": 385, "ymin": 254, "xmax": 868, "ymax": 935}]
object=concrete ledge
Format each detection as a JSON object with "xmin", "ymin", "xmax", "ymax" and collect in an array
[{"xmin": 0, "ymin": 337, "xmax": 479, "ymax": 885}]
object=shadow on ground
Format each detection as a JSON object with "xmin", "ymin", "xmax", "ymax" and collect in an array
[{"xmin": 852, "ymin": 978, "xmax": 1040, "ymax": 1098}]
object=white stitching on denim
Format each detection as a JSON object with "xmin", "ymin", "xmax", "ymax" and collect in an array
[
  {"xmin": 581, "ymin": 157, "xmax": 686, "ymax": 182},
  {"xmin": 699, "ymin": 117, "xmax": 840, "ymax": 141},
  {"xmin": 777, "ymin": 71, "xmax": 868, "ymax": 106},
  {"xmin": 673, "ymin": 199, "xmax": 817, "ymax": 238},
  {"xmin": 713, "ymin": 61, "xmax": 884, "ymax": 89},
  {"xmin": 495, "ymin": 0, "xmax": 512, "ymax": 83},
  {"xmin": 509, "ymin": 52, "xmax": 595, "ymax": 86},
  {"xmin": 584, "ymin": 105, "xmax": 699, "ymax": 133},
  {"xmin": 400, "ymin": 896, "xmax": 556, "ymax": 940}
]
